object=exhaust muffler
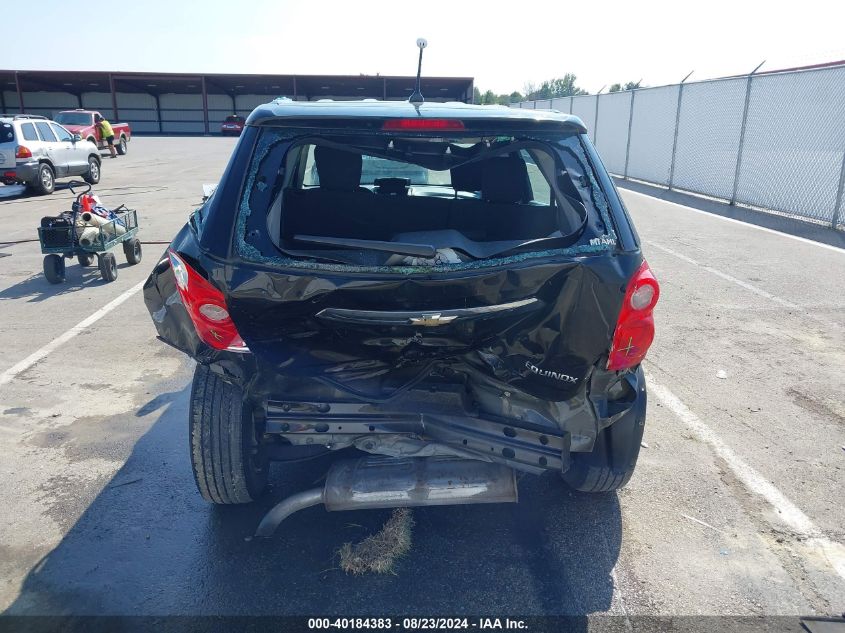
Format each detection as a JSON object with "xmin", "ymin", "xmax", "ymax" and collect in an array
[{"xmin": 255, "ymin": 455, "xmax": 518, "ymax": 537}]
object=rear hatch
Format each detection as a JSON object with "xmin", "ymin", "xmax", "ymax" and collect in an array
[
  {"xmin": 224, "ymin": 257, "xmax": 635, "ymax": 401},
  {"xmin": 216, "ymin": 114, "xmax": 635, "ymax": 399},
  {"xmin": 0, "ymin": 121, "xmax": 16, "ymax": 169}
]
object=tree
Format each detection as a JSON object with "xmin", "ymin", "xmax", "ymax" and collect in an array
[
  {"xmin": 523, "ymin": 74, "xmax": 587, "ymax": 100},
  {"xmin": 473, "ymin": 74, "xmax": 588, "ymax": 106},
  {"xmin": 546, "ymin": 74, "xmax": 588, "ymax": 97},
  {"xmin": 609, "ymin": 81, "xmax": 642, "ymax": 93},
  {"xmin": 472, "ymin": 88, "xmax": 522, "ymax": 106}
]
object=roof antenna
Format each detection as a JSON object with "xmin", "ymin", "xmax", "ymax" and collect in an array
[{"xmin": 409, "ymin": 38, "xmax": 427, "ymax": 105}]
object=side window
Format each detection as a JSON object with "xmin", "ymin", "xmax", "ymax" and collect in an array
[
  {"xmin": 34, "ymin": 122, "xmax": 57, "ymax": 143},
  {"xmin": 302, "ymin": 144, "xmax": 319, "ymax": 186},
  {"xmin": 51, "ymin": 124, "xmax": 72, "ymax": 142},
  {"xmin": 20, "ymin": 123, "xmax": 39, "ymax": 141},
  {"xmin": 521, "ymin": 149, "xmax": 552, "ymax": 205}
]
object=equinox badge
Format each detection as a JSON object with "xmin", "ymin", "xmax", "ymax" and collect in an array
[
  {"xmin": 525, "ymin": 361, "xmax": 578, "ymax": 384},
  {"xmin": 409, "ymin": 313, "xmax": 458, "ymax": 327}
]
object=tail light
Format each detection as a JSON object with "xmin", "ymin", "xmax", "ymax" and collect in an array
[
  {"xmin": 168, "ymin": 250, "xmax": 249, "ymax": 353},
  {"xmin": 15, "ymin": 146, "xmax": 32, "ymax": 159},
  {"xmin": 607, "ymin": 261, "xmax": 660, "ymax": 371}
]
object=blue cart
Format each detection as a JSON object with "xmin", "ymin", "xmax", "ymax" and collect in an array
[{"xmin": 37, "ymin": 181, "xmax": 141, "ymax": 284}]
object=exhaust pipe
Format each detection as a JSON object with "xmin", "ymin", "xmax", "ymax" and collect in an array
[{"xmin": 255, "ymin": 456, "xmax": 518, "ymax": 537}]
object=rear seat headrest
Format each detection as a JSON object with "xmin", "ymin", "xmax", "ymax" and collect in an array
[
  {"xmin": 481, "ymin": 156, "xmax": 528, "ymax": 204},
  {"xmin": 450, "ymin": 160, "xmax": 483, "ymax": 194},
  {"xmin": 314, "ymin": 146, "xmax": 363, "ymax": 191}
]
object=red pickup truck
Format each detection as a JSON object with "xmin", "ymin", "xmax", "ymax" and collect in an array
[{"xmin": 54, "ymin": 110, "xmax": 131, "ymax": 155}]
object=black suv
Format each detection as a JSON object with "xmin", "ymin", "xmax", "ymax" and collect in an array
[{"xmin": 144, "ymin": 99, "xmax": 659, "ymax": 531}]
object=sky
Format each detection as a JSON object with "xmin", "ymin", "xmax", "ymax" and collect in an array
[{"xmin": 5, "ymin": 0, "xmax": 845, "ymax": 94}]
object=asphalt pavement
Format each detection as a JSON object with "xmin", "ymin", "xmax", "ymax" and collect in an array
[{"xmin": 0, "ymin": 137, "xmax": 842, "ymax": 619}]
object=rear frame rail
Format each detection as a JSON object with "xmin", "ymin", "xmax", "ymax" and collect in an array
[{"xmin": 264, "ymin": 400, "xmax": 570, "ymax": 474}]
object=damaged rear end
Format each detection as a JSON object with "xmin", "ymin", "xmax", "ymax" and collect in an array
[{"xmin": 144, "ymin": 101, "xmax": 658, "ymax": 528}]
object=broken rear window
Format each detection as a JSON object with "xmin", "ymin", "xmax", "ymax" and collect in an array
[{"xmin": 237, "ymin": 126, "xmax": 617, "ymax": 272}]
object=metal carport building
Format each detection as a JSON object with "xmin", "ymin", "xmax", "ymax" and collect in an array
[{"xmin": 0, "ymin": 70, "xmax": 475, "ymax": 134}]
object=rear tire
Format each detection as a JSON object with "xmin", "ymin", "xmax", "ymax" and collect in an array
[
  {"xmin": 98, "ymin": 252, "xmax": 118, "ymax": 282},
  {"xmin": 563, "ymin": 368, "xmax": 647, "ymax": 493},
  {"xmin": 77, "ymin": 252, "xmax": 95, "ymax": 267},
  {"xmin": 43, "ymin": 254, "xmax": 65, "ymax": 284},
  {"xmin": 32, "ymin": 163, "xmax": 55, "ymax": 195},
  {"xmin": 123, "ymin": 238, "xmax": 142, "ymax": 265},
  {"xmin": 117, "ymin": 137, "xmax": 128, "ymax": 155},
  {"xmin": 189, "ymin": 364, "xmax": 269, "ymax": 504}
]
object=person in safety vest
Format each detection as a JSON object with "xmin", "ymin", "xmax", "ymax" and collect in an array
[{"xmin": 94, "ymin": 113, "xmax": 117, "ymax": 158}]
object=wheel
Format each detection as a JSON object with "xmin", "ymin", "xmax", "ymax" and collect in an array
[
  {"xmin": 123, "ymin": 238, "xmax": 142, "ymax": 265},
  {"xmin": 117, "ymin": 137, "xmax": 128, "ymax": 155},
  {"xmin": 98, "ymin": 252, "xmax": 118, "ymax": 282},
  {"xmin": 562, "ymin": 367, "xmax": 647, "ymax": 493},
  {"xmin": 43, "ymin": 254, "xmax": 65, "ymax": 284},
  {"xmin": 189, "ymin": 364, "xmax": 269, "ymax": 504},
  {"xmin": 32, "ymin": 163, "xmax": 55, "ymax": 195},
  {"xmin": 77, "ymin": 252, "xmax": 95, "ymax": 267},
  {"xmin": 83, "ymin": 156, "xmax": 101, "ymax": 184}
]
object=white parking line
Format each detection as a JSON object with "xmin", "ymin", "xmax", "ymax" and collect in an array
[
  {"xmin": 645, "ymin": 370, "xmax": 845, "ymax": 581},
  {"xmin": 645, "ymin": 241, "xmax": 800, "ymax": 310},
  {"xmin": 645, "ymin": 240, "xmax": 842, "ymax": 331},
  {"xmin": 0, "ymin": 280, "xmax": 146, "ymax": 387},
  {"xmin": 620, "ymin": 189, "xmax": 845, "ymax": 255}
]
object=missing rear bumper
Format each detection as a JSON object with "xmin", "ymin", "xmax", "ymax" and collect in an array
[{"xmin": 264, "ymin": 398, "xmax": 571, "ymax": 475}]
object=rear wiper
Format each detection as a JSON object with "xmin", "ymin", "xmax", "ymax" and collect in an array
[{"xmin": 293, "ymin": 235, "xmax": 436, "ymax": 258}]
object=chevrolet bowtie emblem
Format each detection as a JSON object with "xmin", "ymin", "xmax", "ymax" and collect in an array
[{"xmin": 408, "ymin": 313, "xmax": 457, "ymax": 327}]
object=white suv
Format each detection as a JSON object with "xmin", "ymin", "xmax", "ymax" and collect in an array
[{"xmin": 0, "ymin": 115, "xmax": 101, "ymax": 195}]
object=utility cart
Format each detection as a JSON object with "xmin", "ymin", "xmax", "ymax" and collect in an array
[{"xmin": 37, "ymin": 181, "xmax": 141, "ymax": 284}]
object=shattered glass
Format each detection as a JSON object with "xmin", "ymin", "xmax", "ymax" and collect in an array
[{"xmin": 235, "ymin": 128, "xmax": 617, "ymax": 274}]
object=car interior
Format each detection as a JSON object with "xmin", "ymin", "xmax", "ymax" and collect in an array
[{"xmin": 261, "ymin": 139, "xmax": 589, "ymax": 264}]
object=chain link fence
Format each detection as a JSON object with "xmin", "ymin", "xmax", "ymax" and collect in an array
[{"xmin": 512, "ymin": 65, "xmax": 845, "ymax": 230}]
